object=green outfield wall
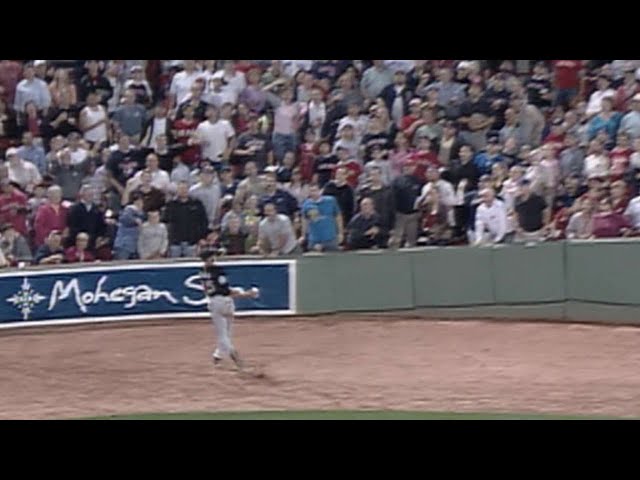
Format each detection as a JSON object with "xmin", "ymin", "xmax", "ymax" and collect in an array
[{"xmin": 295, "ymin": 241, "xmax": 640, "ymax": 324}]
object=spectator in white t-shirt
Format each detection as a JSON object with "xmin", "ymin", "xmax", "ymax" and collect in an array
[
  {"xmin": 5, "ymin": 147, "xmax": 41, "ymax": 193},
  {"xmin": 258, "ymin": 201, "xmax": 300, "ymax": 257},
  {"xmin": 127, "ymin": 153, "xmax": 171, "ymax": 193},
  {"xmin": 474, "ymin": 188, "xmax": 508, "ymax": 245},
  {"xmin": 583, "ymin": 139, "xmax": 610, "ymax": 179},
  {"xmin": 192, "ymin": 105, "xmax": 235, "ymax": 164},
  {"xmin": 624, "ymin": 194, "xmax": 640, "ymax": 231},
  {"xmin": 169, "ymin": 60, "xmax": 200, "ymax": 108},
  {"xmin": 586, "ymin": 75, "xmax": 616, "ymax": 118}
]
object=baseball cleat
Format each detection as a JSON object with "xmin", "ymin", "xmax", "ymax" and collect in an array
[
  {"xmin": 212, "ymin": 354, "xmax": 222, "ymax": 366},
  {"xmin": 230, "ymin": 351, "xmax": 244, "ymax": 370}
]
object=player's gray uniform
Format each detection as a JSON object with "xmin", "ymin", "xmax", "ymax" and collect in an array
[{"xmin": 200, "ymin": 265, "xmax": 235, "ymax": 360}]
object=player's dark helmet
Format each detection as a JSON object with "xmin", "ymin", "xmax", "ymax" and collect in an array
[{"xmin": 199, "ymin": 248, "xmax": 226, "ymax": 261}]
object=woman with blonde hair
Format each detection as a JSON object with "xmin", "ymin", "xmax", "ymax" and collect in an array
[{"xmin": 49, "ymin": 69, "xmax": 77, "ymax": 107}]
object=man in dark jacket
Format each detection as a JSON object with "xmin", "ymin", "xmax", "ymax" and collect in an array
[
  {"xmin": 79, "ymin": 60, "xmax": 113, "ymax": 105},
  {"xmin": 67, "ymin": 184, "xmax": 107, "ymax": 251},
  {"xmin": 445, "ymin": 144, "xmax": 481, "ymax": 240},
  {"xmin": 380, "ymin": 70, "xmax": 414, "ymax": 129},
  {"xmin": 259, "ymin": 172, "xmax": 299, "ymax": 218},
  {"xmin": 390, "ymin": 159, "xmax": 423, "ymax": 248},
  {"xmin": 347, "ymin": 197, "xmax": 386, "ymax": 250},
  {"xmin": 176, "ymin": 80, "xmax": 208, "ymax": 122},
  {"xmin": 323, "ymin": 166, "xmax": 355, "ymax": 229},
  {"xmin": 162, "ymin": 181, "xmax": 208, "ymax": 258},
  {"xmin": 358, "ymin": 166, "xmax": 395, "ymax": 236}
]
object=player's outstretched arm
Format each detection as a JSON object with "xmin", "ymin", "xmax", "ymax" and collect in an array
[{"xmin": 230, "ymin": 287, "xmax": 259, "ymax": 299}]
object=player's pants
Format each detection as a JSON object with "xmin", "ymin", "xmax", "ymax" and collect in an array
[{"xmin": 208, "ymin": 295, "xmax": 236, "ymax": 359}]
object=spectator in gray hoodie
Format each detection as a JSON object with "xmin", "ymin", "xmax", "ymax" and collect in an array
[
  {"xmin": 189, "ymin": 163, "xmax": 221, "ymax": 227},
  {"xmin": 137, "ymin": 209, "xmax": 168, "ymax": 260},
  {"xmin": 0, "ymin": 223, "xmax": 33, "ymax": 265},
  {"xmin": 49, "ymin": 148, "xmax": 87, "ymax": 201}
]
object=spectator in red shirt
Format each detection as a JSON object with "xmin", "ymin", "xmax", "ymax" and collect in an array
[
  {"xmin": 543, "ymin": 118, "xmax": 566, "ymax": 156},
  {"xmin": 609, "ymin": 132, "xmax": 632, "ymax": 180},
  {"xmin": 549, "ymin": 200, "xmax": 573, "ymax": 240},
  {"xmin": 0, "ymin": 178, "xmax": 28, "ymax": 236},
  {"xmin": 419, "ymin": 188, "xmax": 451, "ymax": 245},
  {"xmin": 591, "ymin": 197, "xmax": 631, "ymax": 238},
  {"xmin": 65, "ymin": 231, "xmax": 95, "ymax": 263},
  {"xmin": 332, "ymin": 146, "xmax": 362, "ymax": 190},
  {"xmin": 610, "ymin": 179, "xmax": 630, "ymax": 214},
  {"xmin": 172, "ymin": 104, "xmax": 201, "ymax": 166},
  {"xmin": 0, "ymin": 60, "xmax": 23, "ymax": 105},
  {"xmin": 410, "ymin": 135, "xmax": 439, "ymax": 183},
  {"xmin": 552, "ymin": 60, "xmax": 583, "ymax": 108},
  {"xmin": 389, "ymin": 131, "xmax": 414, "ymax": 181},
  {"xmin": 400, "ymin": 98, "xmax": 423, "ymax": 141},
  {"xmin": 34, "ymin": 184, "xmax": 68, "ymax": 247},
  {"xmin": 20, "ymin": 101, "xmax": 43, "ymax": 138},
  {"xmin": 233, "ymin": 102, "xmax": 251, "ymax": 136},
  {"xmin": 298, "ymin": 129, "xmax": 317, "ymax": 184}
]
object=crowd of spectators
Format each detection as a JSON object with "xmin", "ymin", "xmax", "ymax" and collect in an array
[{"xmin": 1, "ymin": 59, "xmax": 640, "ymax": 268}]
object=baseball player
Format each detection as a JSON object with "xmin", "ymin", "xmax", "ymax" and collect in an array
[{"xmin": 199, "ymin": 249, "xmax": 259, "ymax": 369}]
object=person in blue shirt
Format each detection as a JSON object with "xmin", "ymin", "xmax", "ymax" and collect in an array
[
  {"xmin": 473, "ymin": 136, "xmax": 504, "ymax": 176},
  {"xmin": 300, "ymin": 184, "xmax": 343, "ymax": 252},
  {"xmin": 17, "ymin": 132, "xmax": 47, "ymax": 175},
  {"xmin": 588, "ymin": 96, "xmax": 622, "ymax": 146},
  {"xmin": 113, "ymin": 192, "xmax": 146, "ymax": 260}
]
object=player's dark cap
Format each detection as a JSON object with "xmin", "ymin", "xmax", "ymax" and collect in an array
[{"xmin": 199, "ymin": 248, "xmax": 225, "ymax": 261}]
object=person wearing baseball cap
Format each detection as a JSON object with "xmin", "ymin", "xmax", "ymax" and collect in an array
[
  {"xmin": 613, "ymin": 63, "xmax": 640, "ymax": 111},
  {"xmin": 586, "ymin": 73, "xmax": 616, "ymax": 117},
  {"xmin": 514, "ymin": 176, "xmax": 549, "ymax": 243},
  {"xmin": 189, "ymin": 162, "xmax": 222, "ymax": 228},
  {"xmin": 0, "ymin": 222, "xmax": 32, "ymax": 266},
  {"xmin": 198, "ymin": 243, "xmax": 258, "ymax": 369},
  {"xmin": 380, "ymin": 67, "xmax": 411, "ymax": 129},
  {"xmin": 124, "ymin": 64, "xmax": 152, "ymax": 107},
  {"xmin": 233, "ymin": 110, "xmax": 272, "ymax": 172},
  {"xmin": 389, "ymin": 157, "xmax": 422, "ymax": 248},
  {"xmin": 481, "ymin": 136, "xmax": 504, "ymax": 174},
  {"xmin": 33, "ymin": 60, "xmax": 49, "ymax": 81},
  {"xmin": 400, "ymin": 98, "xmax": 423, "ymax": 135},
  {"xmin": 525, "ymin": 62, "xmax": 553, "ymax": 110},
  {"xmin": 473, "ymin": 186, "xmax": 508, "ymax": 246},
  {"xmin": 205, "ymin": 69, "xmax": 238, "ymax": 109},
  {"xmin": 5, "ymin": 146, "xmax": 42, "ymax": 194},
  {"xmin": 619, "ymin": 93, "xmax": 640, "ymax": 140}
]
